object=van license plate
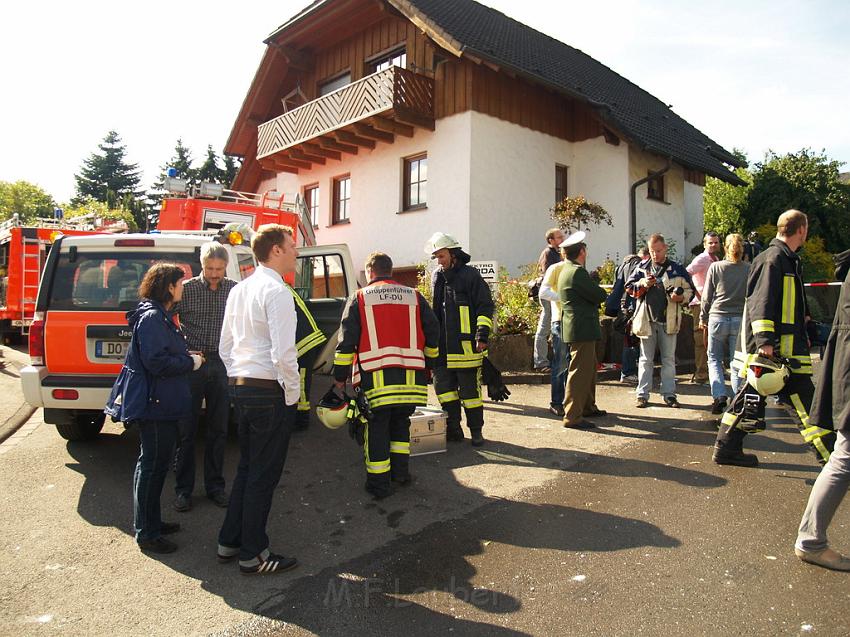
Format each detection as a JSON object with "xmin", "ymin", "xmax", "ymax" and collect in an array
[{"xmin": 95, "ymin": 340, "xmax": 129, "ymax": 359}]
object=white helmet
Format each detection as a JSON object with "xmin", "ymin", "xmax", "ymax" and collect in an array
[
  {"xmin": 746, "ymin": 356, "xmax": 790, "ymax": 396},
  {"xmin": 315, "ymin": 388, "xmax": 353, "ymax": 430},
  {"xmin": 424, "ymin": 232, "xmax": 462, "ymax": 256}
]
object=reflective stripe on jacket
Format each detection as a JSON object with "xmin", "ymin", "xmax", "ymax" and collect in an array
[{"xmin": 287, "ymin": 284, "xmax": 327, "ymax": 360}]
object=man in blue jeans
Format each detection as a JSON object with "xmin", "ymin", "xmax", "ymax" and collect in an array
[
  {"xmin": 533, "ymin": 228, "xmax": 565, "ymax": 371},
  {"xmin": 539, "ymin": 255, "xmax": 569, "ymax": 415},
  {"xmin": 217, "ymin": 224, "xmax": 301, "ymax": 575}
]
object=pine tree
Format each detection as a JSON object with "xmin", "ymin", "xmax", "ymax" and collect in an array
[
  {"xmin": 222, "ymin": 154, "xmax": 241, "ymax": 188},
  {"xmin": 72, "ymin": 131, "xmax": 143, "ymax": 206},
  {"xmin": 149, "ymin": 139, "xmax": 196, "ymax": 207},
  {"xmin": 196, "ymin": 145, "xmax": 224, "ymax": 184}
]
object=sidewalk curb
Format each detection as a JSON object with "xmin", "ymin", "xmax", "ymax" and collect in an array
[{"xmin": 0, "ymin": 402, "xmax": 36, "ymax": 445}]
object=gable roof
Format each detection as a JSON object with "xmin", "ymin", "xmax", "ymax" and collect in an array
[{"xmin": 384, "ymin": 0, "xmax": 745, "ymax": 185}]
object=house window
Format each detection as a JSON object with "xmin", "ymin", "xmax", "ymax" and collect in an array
[
  {"xmin": 332, "ymin": 175, "xmax": 351, "ymax": 224},
  {"xmin": 371, "ymin": 48, "xmax": 407, "ymax": 73},
  {"xmin": 555, "ymin": 164, "xmax": 568, "ymax": 204},
  {"xmin": 403, "ymin": 154, "xmax": 427, "ymax": 211},
  {"xmin": 647, "ymin": 172, "xmax": 665, "ymax": 201},
  {"xmin": 319, "ymin": 72, "xmax": 351, "ymax": 96},
  {"xmin": 304, "ymin": 184, "xmax": 319, "ymax": 227}
]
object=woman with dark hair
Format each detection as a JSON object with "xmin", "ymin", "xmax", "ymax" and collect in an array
[{"xmin": 106, "ymin": 263, "xmax": 203, "ymax": 554}]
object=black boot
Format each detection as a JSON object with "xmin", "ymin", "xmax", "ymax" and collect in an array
[
  {"xmin": 444, "ymin": 402, "xmax": 464, "ymax": 442},
  {"xmin": 713, "ymin": 428, "xmax": 758, "ymax": 467},
  {"xmin": 466, "ymin": 407, "xmax": 484, "ymax": 447}
]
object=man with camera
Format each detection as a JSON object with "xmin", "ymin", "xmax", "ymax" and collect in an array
[{"xmin": 626, "ymin": 234, "xmax": 694, "ymax": 408}]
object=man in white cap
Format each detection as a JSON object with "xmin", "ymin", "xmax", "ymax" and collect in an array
[
  {"xmin": 425, "ymin": 232, "xmax": 494, "ymax": 446},
  {"xmin": 557, "ymin": 231, "xmax": 609, "ymax": 428}
]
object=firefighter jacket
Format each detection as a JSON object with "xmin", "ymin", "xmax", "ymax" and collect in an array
[
  {"xmin": 333, "ymin": 277, "xmax": 439, "ymax": 409},
  {"xmin": 286, "ymin": 284, "xmax": 327, "ymax": 361},
  {"xmin": 735, "ymin": 238, "xmax": 812, "ymax": 374},
  {"xmin": 431, "ymin": 260, "xmax": 495, "ymax": 369}
]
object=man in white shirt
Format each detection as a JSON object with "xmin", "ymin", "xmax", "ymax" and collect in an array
[
  {"xmin": 539, "ymin": 256, "xmax": 569, "ymax": 416},
  {"xmin": 686, "ymin": 231, "xmax": 720, "ymax": 384},
  {"xmin": 216, "ymin": 224, "xmax": 301, "ymax": 576}
]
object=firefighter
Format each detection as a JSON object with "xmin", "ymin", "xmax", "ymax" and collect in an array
[
  {"xmin": 425, "ymin": 232, "xmax": 495, "ymax": 447},
  {"xmin": 713, "ymin": 209, "xmax": 837, "ymax": 467},
  {"xmin": 288, "ymin": 286, "xmax": 327, "ymax": 430},
  {"xmin": 332, "ymin": 252, "xmax": 439, "ymax": 499}
]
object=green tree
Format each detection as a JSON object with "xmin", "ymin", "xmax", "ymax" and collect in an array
[
  {"xmin": 222, "ymin": 154, "xmax": 241, "ymax": 188},
  {"xmin": 703, "ymin": 150, "xmax": 752, "ymax": 237},
  {"xmin": 196, "ymin": 145, "xmax": 224, "ymax": 184},
  {"xmin": 745, "ymin": 149, "xmax": 850, "ymax": 253},
  {"xmin": 0, "ymin": 180, "xmax": 57, "ymax": 223},
  {"xmin": 73, "ymin": 131, "xmax": 143, "ymax": 206},
  {"xmin": 150, "ymin": 138, "xmax": 196, "ymax": 207}
]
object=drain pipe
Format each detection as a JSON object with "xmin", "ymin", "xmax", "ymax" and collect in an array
[{"xmin": 629, "ymin": 158, "xmax": 672, "ymax": 252}]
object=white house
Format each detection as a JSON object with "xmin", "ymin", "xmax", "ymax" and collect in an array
[{"xmin": 225, "ymin": 0, "xmax": 744, "ymax": 284}]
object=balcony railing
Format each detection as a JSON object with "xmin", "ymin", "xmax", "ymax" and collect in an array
[{"xmin": 257, "ymin": 66, "xmax": 434, "ymax": 160}]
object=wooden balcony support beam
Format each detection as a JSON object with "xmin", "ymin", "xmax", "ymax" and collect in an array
[
  {"xmin": 302, "ymin": 142, "xmax": 342, "ymax": 161},
  {"xmin": 260, "ymin": 158, "xmax": 299, "ymax": 174},
  {"xmin": 369, "ymin": 116, "xmax": 414, "ymax": 138},
  {"xmin": 317, "ymin": 136, "xmax": 359, "ymax": 156},
  {"xmin": 353, "ymin": 122, "xmax": 394, "ymax": 144},
  {"xmin": 270, "ymin": 43, "xmax": 313, "ymax": 71},
  {"xmin": 289, "ymin": 148, "xmax": 326, "ymax": 165},
  {"xmin": 334, "ymin": 129, "xmax": 376, "ymax": 150},
  {"xmin": 270, "ymin": 154, "xmax": 312, "ymax": 170},
  {"xmin": 393, "ymin": 106, "xmax": 436, "ymax": 132}
]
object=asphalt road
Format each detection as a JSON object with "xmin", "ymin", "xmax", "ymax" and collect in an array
[{"xmin": 1, "ymin": 371, "xmax": 848, "ymax": 636}]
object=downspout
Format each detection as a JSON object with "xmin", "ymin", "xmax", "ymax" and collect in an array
[{"xmin": 629, "ymin": 158, "xmax": 672, "ymax": 252}]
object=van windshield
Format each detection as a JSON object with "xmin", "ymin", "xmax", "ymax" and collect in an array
[{"xmin": 47, "ymin": 251, "xmax": 201, "ymax": 311}]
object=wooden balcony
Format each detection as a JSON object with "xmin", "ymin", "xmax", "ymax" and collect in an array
[{"xmin": 257, "ymin": 66, "xmax": 434, "ymax": 173}]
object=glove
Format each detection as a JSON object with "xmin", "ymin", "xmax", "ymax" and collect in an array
[
  {"xmin": 487, "ymin": 382, "xmax": 511, "ymax": 402},
  {"xmin": 190, "ymin": 354, "xmax": 204, "ymax": 371}
]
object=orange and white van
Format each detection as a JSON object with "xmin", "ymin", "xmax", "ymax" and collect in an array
[{"xmin": 20, "ymin": 231, "xmax": 354, "ymax": 440}]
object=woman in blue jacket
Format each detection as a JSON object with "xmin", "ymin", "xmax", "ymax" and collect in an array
[{"xmin": 106, "ymin": 263, "xmax": 202, "ymax": 554}]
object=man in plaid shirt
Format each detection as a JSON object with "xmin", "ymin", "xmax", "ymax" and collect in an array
[{"xmin": 173, "ymin": 242, "xmax": 237, "ymax": 512}]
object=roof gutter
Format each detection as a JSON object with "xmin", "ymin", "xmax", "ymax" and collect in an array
[{"xmin": 629, "ymin": 158, "xmax": 672, "ymax": 253}]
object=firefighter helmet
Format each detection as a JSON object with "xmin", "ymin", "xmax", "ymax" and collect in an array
[
  {"xmin": 746, "ymin": 356, "xmax": 790, "ymax": 397},
  {"xmin": 316, "ymin": 388, "xmax": 352, "ymax": 430},
  {"xmin": 424, "ymin": 232, "xmax": 462, "ymax": 255}
]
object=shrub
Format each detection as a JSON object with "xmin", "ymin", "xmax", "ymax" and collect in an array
[
  {"xmin": 551, "ymin": 196, "xmax": 613, "ymax": 233},
  {"xmin": 494, "ymin": 264, "xmax": 540, "ymax": 336}
]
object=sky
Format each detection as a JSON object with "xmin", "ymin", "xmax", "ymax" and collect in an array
[{"xmin": 2, "ymin": 0, "xmax": 848, "ymax": 204}]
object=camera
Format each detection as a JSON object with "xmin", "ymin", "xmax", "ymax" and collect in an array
[{"xmin": 665, "ymin": 285, "xmax": 684, "ymax": 297}]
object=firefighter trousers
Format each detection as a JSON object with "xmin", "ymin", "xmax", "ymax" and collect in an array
[
  {"xmin": 295, "ymin": 349, "xmax": 318, "ymax": 430},
  {"xmin": 434, "ymin": 366, "xmax": 484, "ymax": 433},
  {"xmin": 364, "ymin": 404, "xmax": 415, "ymax": 497},
  {"xmin": 716, "ymin": 373, "xmax": 836, "ymax": 464}
]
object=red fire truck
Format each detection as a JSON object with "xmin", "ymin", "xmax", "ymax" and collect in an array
[
  {"xmin": 157, "ymin": 188, "xmax": 316, "ymax": 248},
  {"xmin": 0, "ymin": 215, "xmax": 127, "ymax": 339}
]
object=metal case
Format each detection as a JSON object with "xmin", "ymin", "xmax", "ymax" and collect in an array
[{"xmin": 409, "ymin": 406, "xmax": 447, "ymax": 456}]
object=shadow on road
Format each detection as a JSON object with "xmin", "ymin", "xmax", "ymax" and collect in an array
[{"xmin": 61, "ymin": 392, "xmax": 699, "ymax": 634}]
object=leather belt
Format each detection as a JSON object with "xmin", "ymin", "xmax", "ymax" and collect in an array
[{"xmin": 228, "ymin": 377, "xmax": 281, "ymax": 391}]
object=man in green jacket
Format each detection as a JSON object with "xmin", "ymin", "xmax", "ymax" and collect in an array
[{"xmin": 558, "ymin": 231, "xmax": 609, "ymax": 429}]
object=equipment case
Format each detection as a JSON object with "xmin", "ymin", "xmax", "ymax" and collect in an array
[{"xmin": 409, "ymin": 407, "xmax": 447, "ymax": 456}]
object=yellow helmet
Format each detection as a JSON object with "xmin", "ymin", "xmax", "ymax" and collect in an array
[
  {"xmin": 746, "ymin": 356, "xmax": 790, "ymax": 397},
  {"xmin": 315, "ymin": 388, "xmax": 353, "ymax": 430},
  {"xmin": 424, "ymin": 232, "xmax": 462, "ymax": 256}
]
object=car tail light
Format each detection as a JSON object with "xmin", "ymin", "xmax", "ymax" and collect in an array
[
  {"xmin": 51, "ymin": 389, "xmax": 79, "ymax": 400},
  {"xmin": 29, "ymin": 311, "xmax": 45, "ymax": 366}
]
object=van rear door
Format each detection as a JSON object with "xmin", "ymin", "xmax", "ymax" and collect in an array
[
  {"xmin": 39, "ymin": 237, "xmax": 201, "ymax": 375},
  {"xmin": 294, "ymin": 244, "xmax": 355, "ymax": 372}
]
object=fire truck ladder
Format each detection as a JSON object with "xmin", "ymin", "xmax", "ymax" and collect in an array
[{"xmin": 19, "ymin": 236, "xmax": 42, "ymax": 335}]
